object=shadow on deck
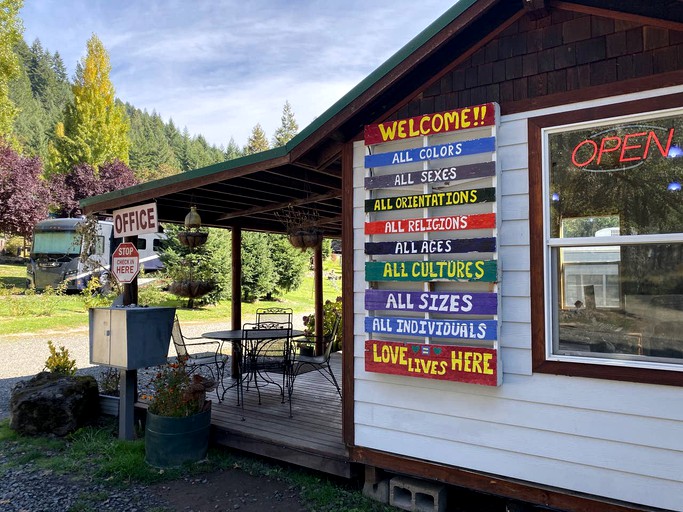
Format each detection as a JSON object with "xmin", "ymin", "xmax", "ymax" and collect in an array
[{"xmin": 209, "ymin": 352, "xmax": 349, "ymax": 478}]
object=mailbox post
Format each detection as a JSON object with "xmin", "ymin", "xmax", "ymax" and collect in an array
[{"xmin": 89, "ymin": 306, "xmax": 176, "ymax": 440}]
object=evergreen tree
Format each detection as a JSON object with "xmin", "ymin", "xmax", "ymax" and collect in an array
[
  {"xmin": 272, "ymin": 100, "xmax": 298, "ymax": 147},
  {"xmin": 48, "ymin": 34, "xmax": 129, "ymax": 175},
  {"xmin": 8, "ymin": 48, "xmax": 47, "ymax": 157},
  {"xmin": 270, "ymin": 234, "xmax": 309, "ymax": 294},
  {"xmin": 244, "ymin": 123, "xmax": 269, "ymax": 155},
  {"xmin": 160, "ymin": 224, "xmax": 231, "ymax": 307},
  {"xmin": 240, "ymin": 231, "xmax": 276, "ymax": 301},
  {"xmin": 0, "ymin": 0, "xmax": 23, "ymax": 140},
  {"xmin": 224, "ymin": 137, "xmax": 242, "ymax": 160}
]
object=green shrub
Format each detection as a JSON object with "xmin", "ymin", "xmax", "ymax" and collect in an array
[{"xmin": 44, "ymin": 340, "xmax": 77, "ymax": 376}]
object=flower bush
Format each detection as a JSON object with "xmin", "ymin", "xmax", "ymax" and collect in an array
[
  {"xmin": 302, "ymin": 296, "xmax": 342, "ymax": 349},
  {"xmin": 143, "ymin": 357, "xmax": 215, "ymax": 417}
]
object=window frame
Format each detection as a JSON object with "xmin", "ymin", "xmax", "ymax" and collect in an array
[{"xmin": 529, "ymin": 93, "xmax": 683, "ymax": 387}]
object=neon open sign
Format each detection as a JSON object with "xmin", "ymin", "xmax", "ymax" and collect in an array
[{"xmin": 570, "ymin": 125, "xmax": 675, "ymax": 172}]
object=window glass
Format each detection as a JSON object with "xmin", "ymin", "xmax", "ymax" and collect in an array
[
  {"xmin": 549, "ymin": 114, "xmax": 683, "ymax": 238},
  {"xmin": 547, "ymin": 110, "xmax": 683, "ymax": 368},
  {"xmin": 137, "ymin": 238, "xmax": 147, "ymax": 250}
]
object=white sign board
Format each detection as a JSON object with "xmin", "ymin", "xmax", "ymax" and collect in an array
[
  {"xmin": 113, "ymin": 203, "xmax": 158, "ymax": 238},
  {"xmin": 111, "ymin": 242, "xmax": 139, "ymax": 284}
]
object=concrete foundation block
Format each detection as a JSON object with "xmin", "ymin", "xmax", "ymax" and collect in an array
[
  {"xmin": 389, "ymin": 475, "xmax": 447, "ymax": 512},
  {"xmin": 363, "ymin": 478, "xmax": 390, "ymax": 503}
]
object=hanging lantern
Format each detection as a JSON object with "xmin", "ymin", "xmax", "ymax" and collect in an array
[{"xmin": 184, "ymin": 206, "xmax": 202, "ymax": 230}]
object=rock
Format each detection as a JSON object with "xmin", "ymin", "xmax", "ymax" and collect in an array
[{"xmin": 9, "ymin": 372, "xmax": 99, "ymax": 436}]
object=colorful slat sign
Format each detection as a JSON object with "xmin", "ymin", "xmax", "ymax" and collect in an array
[
  {"xmin": 365, "ymin": 161, "xmax": 495, "ymax": 189},
  {"xmin": 365, "ymin": 237, "xmax": 496, "ymax": 255},
  {"xmin": 365, "ymin": 136, "xmax": 495, "ymax": 168},
  {"xmin": 365, "ymin": 259, "xmax": 497, "ymax": 282},
  {"xmin": 365, "ymin": 316, "xmax": 497, "ymax": 341},
  {"xmin": 365, "ymin": 212, "xmax": 495, "ymax": 235},
  {"xmin": 364, "ymin": 103, "xmax": 496, "ymax": 144},
  {"xmin": 366, "ymin": 187, "xmax": 495, "ymax": 212},
  {"xmin": 365, "ymin": 339, "xmax": 498, "ymax": 385},
  {"xmin": 365, "ymin": 289, "xmax": 497, "ymax": 315}
]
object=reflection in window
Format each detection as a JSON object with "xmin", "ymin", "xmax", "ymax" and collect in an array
[{"xmin": 547, "ymin": 110, "xmax": 683, "ymax": 368}]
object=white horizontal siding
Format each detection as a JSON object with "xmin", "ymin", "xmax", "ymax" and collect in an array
[{"xmin": 352, "ymin": 94, "xmax": 683, "ymax": 511}]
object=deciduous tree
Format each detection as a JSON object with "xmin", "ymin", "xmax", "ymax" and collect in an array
[
  {"xmin": 0, "ymin": 0, "xmax": 23, "ymax": 139},
  {"xmin": 0, "ymin": 142, "xmax": 50, "ymax": 237},
  {"xmin": 48, "ymin": 34, "xmax": 129, "ymax": 175}
]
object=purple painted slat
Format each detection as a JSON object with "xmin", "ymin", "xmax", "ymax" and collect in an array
[
  {"xmin": 365, "ymin": 289, "xmax": 497, "ymax": 315},
  {"xmin": 365, "ymin": 162, "xmax": 495, "ymax": 189}
]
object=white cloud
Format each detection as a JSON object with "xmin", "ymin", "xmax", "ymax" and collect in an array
[{"xmin": 20, "ymin": 0, "xmax": 458, "ymax": 147}]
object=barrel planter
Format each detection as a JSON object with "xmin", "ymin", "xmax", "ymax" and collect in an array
[{"xmin": 144, "ymin": 405, "xmax": 211, "ymax": 468}]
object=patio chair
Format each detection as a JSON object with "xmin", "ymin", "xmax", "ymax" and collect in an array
[
  {"xmin": 171, "ymin": 315, "xmax": 229, "ymax": 401},
  {"xmin": 287, "ymin": 313, "xmax": 341, "ymax": 417},
  {"xmin": 255, "ymin": 307, "xmax": 293, "ymax": 326},
  {"xmin": 238, "ymin": 321, "xmax": 294, "ymax": 409}
]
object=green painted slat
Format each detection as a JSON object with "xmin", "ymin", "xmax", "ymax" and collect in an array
[{"xmin": 365, "ymin": 259, "xmax": 497, "ymax": 282}]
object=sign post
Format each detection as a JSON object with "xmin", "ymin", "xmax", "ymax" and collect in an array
[{"xmin": 111, "ymin": 242, "xmax": 140, "ymax": 284}]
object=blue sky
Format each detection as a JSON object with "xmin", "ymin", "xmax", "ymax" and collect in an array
[{"xmin": 20, "ymin": 0, "xmax": 457, "ymax": 148}]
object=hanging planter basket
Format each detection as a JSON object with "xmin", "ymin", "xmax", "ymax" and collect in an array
[
  {"xmin": 287, "ymin": 228, "xmax": 322, "ymax": 251},
  {"xmin": 168, "ymin": 280, "xmax": 215, "ymax": 299},
  {"xmin": 177, "ymin": 231, "xmax": 208, "ymax": 248}
]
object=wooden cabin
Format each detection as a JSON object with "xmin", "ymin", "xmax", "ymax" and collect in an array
[{"xmin": 83, "ymin": 1, "xmax": 683, "ymax": 510}]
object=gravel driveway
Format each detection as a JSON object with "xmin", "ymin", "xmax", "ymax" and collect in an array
[{"xmin": 0, "ymin": 320, "xmax": 232, "ymax": 420}]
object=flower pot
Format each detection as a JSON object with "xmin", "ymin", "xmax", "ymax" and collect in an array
[
  {"xmin": 99, "ymin": 394, "xmax": 120, "ymax": 417},
  {"xmin": 168, "ymin": 280, "xmax": 214, "ymax": 298},
  {"xmin": 145, "ymin": 404, "xmax": 212, "ymax": 468},
  {"xmin": 177, "ymin": 231, "xmax": 208, "ymax": 248}
]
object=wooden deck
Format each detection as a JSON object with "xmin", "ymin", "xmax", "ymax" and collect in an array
[{"xmin": 208, "ymin": 353, "xmax": 350, "ymax": 478}]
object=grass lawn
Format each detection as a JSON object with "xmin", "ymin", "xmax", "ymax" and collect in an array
[{"xmin": 0, "ymin": 258, "xmax": 342, "ymax": 336}]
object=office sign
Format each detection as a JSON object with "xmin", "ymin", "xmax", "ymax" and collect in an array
[
  {"xmin": 365, "ymin": 289, "xmax": 497, "ymax": 315},
  {"xmin": 365, "ymin": 212, "xmax": 495, "ymax": 235},
  {"xmin": 365, "ymin": 136, "xmax": 495, "ymax": 168},
  {"xmin": 365, "ymin": 162, "xmax": 495, "ymax": 189},
  {"xmin": 365, "ymin": 339, "xmax": 498, "ymax": 386},
  {"xmin": 365, "ymin": 316, "xmax": 497, "ymax": 341},
  {"xmin": 113, "ymin": 203, "xmax": 158, "ymax": 238},
  {"xmin": 365, "ymin": 259, "xmax": 497, "ymax": 282},
  {"xmin": 364, "ymin": 103, "xmax": 496, "ymax": 144},
  {"xmin": 365, "ymin": 237, "xmax": 496, "ymax": 255}
]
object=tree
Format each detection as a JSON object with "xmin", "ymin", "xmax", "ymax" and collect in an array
[
  {"xmin": 224, "ymin": 137, "xmax": 242, "ymax": 160},
  {"xmin": 243, "ymin": 123, "xmax": 269, "ymax": 155},
  {"xmin": 270, "ymin": 234, "xmax": 309, "ymax": 294},
  {"xmin": 272, "ymin": 101, "xmax": 298, "ymax": 147},
  {"xmin": 50, "ymin": 159, "xmax": 136, "ymax": 217},
  {"xmin": 0, "ymin": 0, "xmax": 23, "ymax": 139},
  {"xmin": 0, "ymin": 142, "xmax": 50, "ymax": 238},
  {"xmin": 240, "ymin": 231, "xmax": 276, "ymax": 301},
  {"xmin": 160, "ymin": 224, "xmax": 231, "ymax": 307},
  {"xmin": 48, "ymin": 34, "xmax": 129, "ymax": 175}
]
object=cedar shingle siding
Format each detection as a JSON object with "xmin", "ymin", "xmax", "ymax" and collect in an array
[{"xmin": 399, "ymin": 10, "xmax": 683, "ymax": 120}]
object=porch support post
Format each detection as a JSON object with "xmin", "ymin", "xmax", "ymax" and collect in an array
[
  {"xmin": 231, "ymin": 227, "xmax": 242, "ymax": 377},
  {"xmin": 314, "ymin": 242, "xmax": 324, "ymax": 355}
]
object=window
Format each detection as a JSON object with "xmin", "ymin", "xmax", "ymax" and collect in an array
[
  {"xmin": 530, "ymin": 95, "xmax": 683, "ymax": 385},
  {"xmin": 136, "ymin": 238, "xmax": 147, "ymax": 251}
]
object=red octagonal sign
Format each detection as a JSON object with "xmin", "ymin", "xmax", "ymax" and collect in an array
[{"xmin": 111, "ymin": 242, "xmax": 139, "ymax": 284}]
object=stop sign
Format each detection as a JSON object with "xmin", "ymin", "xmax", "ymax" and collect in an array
[{"xmin": 111, "ymin": 242, "xmax": 139, "ymax": 284}]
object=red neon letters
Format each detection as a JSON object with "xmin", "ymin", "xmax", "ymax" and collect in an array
[{"xmin": 571, "ymin": 127, "xmax": 675, "ymax": 169}]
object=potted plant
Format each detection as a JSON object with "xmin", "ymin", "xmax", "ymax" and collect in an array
[
  {"xmin": 143, "ymin": 356, "xmax": 216, "ymax": 468},
  {"xmin": 98, "ymin": 367, "xmax": 120, "ymax": 416}
]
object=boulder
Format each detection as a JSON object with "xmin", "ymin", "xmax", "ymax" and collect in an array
[{"xmin": 9, "ymin": 372, "xmax": 99, "ymax": 436}]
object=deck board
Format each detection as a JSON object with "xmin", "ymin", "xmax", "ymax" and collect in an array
[{"xmin": 209, "ymin": 353, "xmax": 350, "ymax": 477}]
